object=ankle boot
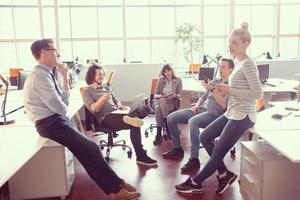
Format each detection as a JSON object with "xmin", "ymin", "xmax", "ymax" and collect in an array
[{"xmin": 153, "ymin": 127, "xmax": 162, "ymax": 146}]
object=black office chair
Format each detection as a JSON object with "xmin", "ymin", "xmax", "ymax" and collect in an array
[
  {"xmin": 17, "ymin": 70, "xmax": 30, "ymax": 90},
  {"xmin": 84, "ymin": 107, "xmax": 133, "ymax": 161}
]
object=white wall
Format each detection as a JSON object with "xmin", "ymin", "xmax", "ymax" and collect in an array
[{"xmin": 97, "ymin": 63, "xmax": 164, "ymax": 101}]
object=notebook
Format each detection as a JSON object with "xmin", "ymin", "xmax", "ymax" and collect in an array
[{"xmin": 112, "ymin": 93, "xmax": 145, "ymax": 115}]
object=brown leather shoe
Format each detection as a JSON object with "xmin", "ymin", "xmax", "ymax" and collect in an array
[
  {"xmin": 120, "ymin": 182, "xmax": 137, "ymax": 192},
  {"xmin": 109, "ymin": 188, "xmax": 140, "ymax": 200}
]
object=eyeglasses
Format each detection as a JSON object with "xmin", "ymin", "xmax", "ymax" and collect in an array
[
  {"xmin": 45, "ymin": 48, "xmax": 58, "ymax": 53},
  {"xmin": 45, "ymin": 48, "xmax": 60, "ymax": 57}
]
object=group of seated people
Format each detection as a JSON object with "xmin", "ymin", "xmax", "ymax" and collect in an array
[{"xmin": 24, "ymin": 21, "xmax": 263, "ymax": 199}]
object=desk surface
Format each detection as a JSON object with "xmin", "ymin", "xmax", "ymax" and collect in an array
[
  {"xmin": 0, "ymin": 126, "xmax": 48, "ymax": 186},
  {"xmin": 256, "ymin": 130, "xmax": 300, "ymax": 162},
  {"xmin": 262, "ymin": 78, "xmax": 298, "ymax": 93},
  {"xmin": 254, "ymin": 101, "xmax": 300, "ymax": 163},
  {"xmin": 254, "ymin": 103, "xmax": 300, "ymax": 132}
]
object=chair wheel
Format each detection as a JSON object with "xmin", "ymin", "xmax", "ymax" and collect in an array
[
  {"xmin": 127, "ymin": 151, "xmax": 132, "ymax": 158},
  {"xmin": 100, "ymin": 146, "xmax": 104, "ymax": 150},
  {"xmin": 122, "ymin": 146, "xmax": 126, "ymax": 150},
  {"xmin": 145, "ymin": 131, "xmax": 149, "ymax": 137},
  {"xmin": 105, "ymin": 156, "xmax": 110, "ymax": 161}
]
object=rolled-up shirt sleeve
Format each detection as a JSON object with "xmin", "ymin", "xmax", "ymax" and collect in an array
[
  {"xmin": 33, "ymin": 75, "xmax": 68, "ymax": 116},
  {"xmin": 61, "ymin": 89, "xmax": 70, "ymax": 106}
]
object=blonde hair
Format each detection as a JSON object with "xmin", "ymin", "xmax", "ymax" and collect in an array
[{"xmin": 232, "ymin": 22, "xmax": 251, "ymax": 43}]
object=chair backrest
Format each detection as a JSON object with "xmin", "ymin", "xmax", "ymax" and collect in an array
[
  {"xmin": 149, "ymin": 79, "xmax": 158, "ymax": 108},
  {"xmin": 17, "ymin": 70, "xmax": 30, "ymax": 90},
  {"xmin": 256, "ymin": 98, "xmax": 265, "ymax": 112},
  {"xmin": 188, "ymin": 64, "xmax": 201, "ymax": 74}
]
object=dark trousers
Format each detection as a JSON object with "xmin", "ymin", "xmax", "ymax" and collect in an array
[
  {"xmin": 100, "ymin": 113, "xmax": 144, "ymax": 157},
  {"xmin": 194, "ymin": 115, "xmax": 254, "ymax": 184},
  {"xmin": 35, "ymin": 114, "xmax": 123, "ymax": 194}
]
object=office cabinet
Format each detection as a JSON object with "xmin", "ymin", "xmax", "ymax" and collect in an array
[
  {"xmin": 8, "ymin": 140, "xmax": 74, "ymax": 200},
  {"xmin": 240, "ymin": 141, "xmax": 300, "ymax": 200}
]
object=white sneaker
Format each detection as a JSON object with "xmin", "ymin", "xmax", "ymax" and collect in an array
[{"xmin": 123, "ymin": 116, "xmax": 144, "ymax": 127}]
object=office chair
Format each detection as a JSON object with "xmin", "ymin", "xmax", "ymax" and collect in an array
[
  {"xmin": 144, "ymin": 78, "xmax": 181, "ymax": 140},
  {"xmin": 84, "ymin": 107, "xmax": 133, "ymax": 161},
  {"xmin": 17, "ymin": 70, "xmax": 30, "ymax": 90}
]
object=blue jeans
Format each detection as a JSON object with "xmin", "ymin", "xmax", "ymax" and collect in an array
[
  {"xmin": 35, "ymin": 114, "xmax": 123, "ymax": 194},
  {"xmin": 167, "ymin": 108, "xmax": 218, "ymax": 158},
  {"xmin": 193, "ymin": 115, "xmax": 254, "ymax": 184}
]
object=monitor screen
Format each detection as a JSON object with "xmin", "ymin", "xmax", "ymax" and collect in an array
[
  {"xmin": 257, "ymin": 64, "xmax": 269, "ymax": 83},
  {"xmin": 198, "ymin": 67, "xmax": 215, "ymax": 81}
]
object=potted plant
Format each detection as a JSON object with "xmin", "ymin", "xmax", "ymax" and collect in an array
[{"xmin": 175, "ymin": 23, "xmax": 203, "ymax": 71}]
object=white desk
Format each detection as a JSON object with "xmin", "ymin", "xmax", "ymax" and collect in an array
[
  {"xmin": 262, "ymin": 78, "xmax": 298, "ymax": 107},
  {"xmin": 254, "ymin": 104, "xmax": 300, "ymax": 132},
  {"xmin": 255, "ymin": 130, "xmax": 300, "ymax": 162},
  {"xmin": 0, "ymin": 127, "xmax": 47, "ymax": 187},
  {"xmin": 0, "ymin": 84, "xmax": 84, "ymax": 199}
]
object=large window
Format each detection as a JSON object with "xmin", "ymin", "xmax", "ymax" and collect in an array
[{"xmin": 0, "ymin": 0, "xmax": 300, "ymax": 74}]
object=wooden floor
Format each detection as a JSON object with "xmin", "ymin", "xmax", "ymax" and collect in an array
[{"xmin": 35, "ymin": 116, "xmax": 245, "ymax": 200}]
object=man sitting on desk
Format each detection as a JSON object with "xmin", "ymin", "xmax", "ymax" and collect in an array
[
  {"xmin": 81, "ymin": 63, "xmax": 157, "ymax": 166},
  {"xmin": 163, "ymin": 58, "xmax": 234, "ymax": 172},
  {"xmin": 24, "ymin": 39, "xmax": 140, "ymax": 200}
]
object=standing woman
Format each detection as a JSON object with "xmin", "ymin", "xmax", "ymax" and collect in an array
[
  {"xmin": 153, "ymin": 64, "xmax": 182, "ymax": 146},
  {"xmin": 175, "ymin": 22, "xmax": 263, "ymax": 195}
]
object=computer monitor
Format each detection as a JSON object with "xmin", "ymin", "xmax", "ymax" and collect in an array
[
  {"xmin": 17, "ymin": 71, "xmax": 30, "ymax": 90},
  {"xmin": 257, "ymin": 64, "xmax": 269, "ymax": 84},
  {"xmin": 198, "ymin": 67, "xmax": 215, "ymax": 81},
  {"xmin": 63, "ymin": 61, "xmax": 75, "ymax": 69}
]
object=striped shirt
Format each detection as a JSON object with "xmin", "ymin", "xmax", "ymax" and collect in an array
[{"xmin": 225, "ymin": 57, "xmax": 263, "ymax": 123}]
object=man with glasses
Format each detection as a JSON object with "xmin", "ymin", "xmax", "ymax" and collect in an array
[{"xmin": 23, "ymin": 39, "xmax": 140, "ymax": 200}]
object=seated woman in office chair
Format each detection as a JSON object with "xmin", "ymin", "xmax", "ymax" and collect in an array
[
  {"xmin": 82, "ymin": 63, "xmax": 157, "ymax": 166},
  {"xmin": 152, "ymin": 64, "xmax": 182, "ymax": 146}
]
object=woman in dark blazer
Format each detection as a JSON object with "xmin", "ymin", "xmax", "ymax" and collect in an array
[{"xmin": 153, "ymin": 64, "xmax": 182, "ymax": 146}]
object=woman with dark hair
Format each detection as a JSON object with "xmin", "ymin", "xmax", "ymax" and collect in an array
[
  {"xmin": 152, "ymin": 64, "xmax": 182, "ymax": 146},
  {"xmin": 82, "ymin": 63, "xmax": 157, "ymax": 166}
]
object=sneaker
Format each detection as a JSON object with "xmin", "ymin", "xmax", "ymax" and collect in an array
[
  {"xmin": 123, "ymin": 115, "xmax": 144, "ymax": 127},
  {"xmin": 162, "ymin": 148, "xmax": 184, "ymax": 160},
  {"xmin": 181, "ymin": 158, "xmax": 200, "ymax": 173},
  {"xmin": 175, "ymin": 177, "xmax": 203, "ymax": 194},
  {"xmin": 216, "ymin": 170, "xmax": 238, "ymax": 195},
  {"xmin": 153, "ymin": 134, "xmax": 162, "ymax": 146},
  {"xmin": 136, "ymin": 151, "xmax": 158, "ymax": 166}
]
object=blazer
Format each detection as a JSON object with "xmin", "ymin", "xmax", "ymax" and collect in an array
[{"xmin": 154, "ymin": 76, "xmax": 182, "ymax": 105}]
